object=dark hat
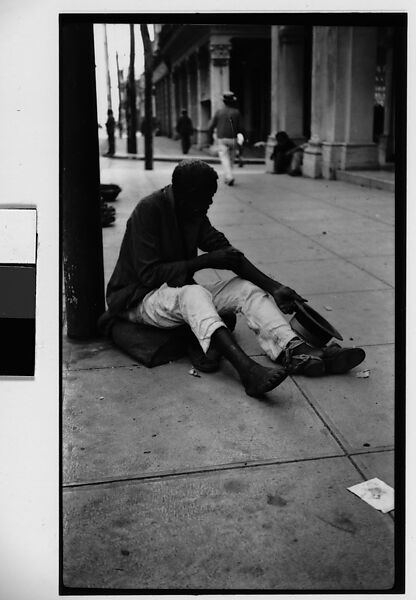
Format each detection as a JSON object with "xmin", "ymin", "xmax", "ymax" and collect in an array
[{"xmin": 289, "ymin": 301, "xmax": 343, "ymax": 347}]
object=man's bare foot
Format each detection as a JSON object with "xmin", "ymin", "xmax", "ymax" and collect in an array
[{"xmin": 240, "ymin": 363, "xmax": 287, "ymax": 397}]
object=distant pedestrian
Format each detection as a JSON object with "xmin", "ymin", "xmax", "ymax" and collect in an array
[
  {"xmin": 270, "ymin": 131, "xmax": 305, "ymax": 176},
  {"xmin": 105, "ymin": 109, "xmax": 116, "ymax": 156},
  {"xmin": 176, "ymin": 109, "xmax": 194, "ymax": 155},
  {"xmin": 208, "ymin": 91, "xmax": 244, "ymax": 186}
]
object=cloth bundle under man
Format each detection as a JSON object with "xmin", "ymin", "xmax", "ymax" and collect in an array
[{"xmin": 106, "ymin": 159, "xmax": 365, "ymax": 397}]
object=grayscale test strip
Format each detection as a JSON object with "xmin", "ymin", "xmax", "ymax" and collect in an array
[{"xmin": 0, "ymin": 208, "xmax": 37, "ymax": 376}]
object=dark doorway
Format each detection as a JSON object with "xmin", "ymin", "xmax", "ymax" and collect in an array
[
  {"xmin": 230, "ymin": 37, "xmax": 271, "ymax": 144},
  {"xmin": 302, "ymin": 25, "xmax": 313, "ymax": 140}
]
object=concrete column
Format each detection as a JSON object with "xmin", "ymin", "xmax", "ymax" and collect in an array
[
  {"xmin": 266, "ymin": 25, "xmax": 306, "ymax": 173},
  {"xmin": 304, "ymin": 26, "xmax": 378, "ymax": 179},
  {"xmin": 169, "ymin": 68, "xmax": 177, "ymax": 139},
  {"xmin": 182, "ymin": 63, "xmax": 188, "ymax": 110},
  {"xmin": 326, "ymin": 27, "xmax": 378, "ymax": 177},
  {"xmin": 302, "ymin": 26, "xmax": 325, "ymax": 178},
  {"xmin": 187, "ymin": 54, "xmax": 198, "ymax": 149},
  {"xmin": 270, "ymin": 26, "xmax": 280, "ymax": 134},
  {"xmin": 195, "ymin": 53, "xmax": 203, "ymax": 147},
  {"xmin": 178, "ymin": 65, "xmax": 184, "ymax": 111},
  {"xmin": 378, "ymin": 29, "xmax": 394, "ymax": 165},
  {"xmin": 209, "ymin": 38, "xmax": 232, "ymax": 114},
  {"xmin": 278, "ymin": 26, "xmax": 305, "ymax": 138},
  {"xmin": 185, "ymin": 59, "xmax": 191, "ymax": 113},
  {"xmin": 197, "ymin": 45, "xmax": 211, "ymax": 147},
  {"xmin": 165, "ymin": 77, "xmax": 172, "ymax": 137},
  {"xmin": 266, "ymin": 25, "xmax": 280, "ymax": 173}
]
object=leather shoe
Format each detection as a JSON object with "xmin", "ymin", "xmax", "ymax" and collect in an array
[
  {"xmin": 280, "ymin": 339, "xmax": 325, "ymax": 377},
  {"xmin": 321, "ymin": 343, "xmax": 366, "ymax": 374}
]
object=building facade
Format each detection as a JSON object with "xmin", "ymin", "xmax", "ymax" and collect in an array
[
  {"xmin": 152, "ymin": 24, "xmax": 271, "ymax": 146},
  {"xmin": 151, "ymin": 23, "xmax": 397, "ymax": 180}
]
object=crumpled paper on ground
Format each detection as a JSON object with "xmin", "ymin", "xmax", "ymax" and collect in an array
[
  {"xmin": 347, "ymin": 478, "xmax": 394, "ymax": 513},
  {"xmin": 356, "ymin": 369, "xmax": 370, "ymax": 378}
]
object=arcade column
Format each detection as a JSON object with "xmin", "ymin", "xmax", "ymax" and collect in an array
[
  {"xmin": 303, "ymin": 26, "xmax": 378, "ymax": 179},
  {"xmin": 209, "ymin": 39, "xmax": 232, "ymax": 114},
  {"xmin": 195, "ymin": 52, "xmax": 204, "ymax": 147},
  {"xmin": 266, "ymin": 25, "xmax": 281, "ymax": 173},
  {"xmin": 170, "ymin": 67, "xmax": 178, "ymax": 137},
  {"xmin": 378, "ymin": 28, "xmax": 395, "ymax": 165},
  {"xmin": 266, "ymin": 25, "xmax": 306, "ymax": 173},
  {"xmin": 277, "ymin": 26, "xmax": 306, "ymax": 139}
]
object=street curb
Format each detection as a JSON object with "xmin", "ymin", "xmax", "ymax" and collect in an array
[
  {"xmin": 336, "ymin": 169, "xmax": 394, "ymax": 192},
  {"xmin": 104, "ymin": 153, "xmax": 266, "ymax": 166}
]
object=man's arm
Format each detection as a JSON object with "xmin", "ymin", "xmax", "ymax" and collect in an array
[
  {"xmin": 185, "ymin": 216, "xmax": 245, "ymax": 274},
  {"xmin": 129, "ymin": 202, "xmax": 245, "ymax": 289},
  {"xmin": 187, "ymin": 247, "xmax": 245, "ymax": 275},
  {"xmin": 129, "ymin": 202, "xmax": 195, "ymax": 289},
  {"xmin": 194, "ymin": 216, "xmax": 305, "ymax": 311}
]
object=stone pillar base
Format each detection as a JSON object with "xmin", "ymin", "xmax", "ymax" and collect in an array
[
  {"xmin": 196, "ymin": 129, "xmax": 210, "ymax": 149},
  {"xmin": 265, "ymin": 134, "xmax": 276, "ymax": 173},
  {"xmin": 377, "ymin": 134, "xmax": 393, "ymax": 166},
  {"xmin": 322, "ymin": 142, "xmax": 379, "ymax": 178},
  {"xmin": 302, "ymin": 141, "xmax": 322, "ymax": 179}
]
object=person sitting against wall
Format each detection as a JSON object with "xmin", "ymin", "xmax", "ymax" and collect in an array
[{"xmin": 270, "ymin": 131, "xmax": 305, "ymax": 176}]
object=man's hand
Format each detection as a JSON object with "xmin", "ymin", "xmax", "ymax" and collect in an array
[
  {"xmin": 205, "ymin": 247, "xmax": 244, "ymax": 270},
  {"xmin": 271, "ymin": 285, "xmax": 307, "ymax": 314}
]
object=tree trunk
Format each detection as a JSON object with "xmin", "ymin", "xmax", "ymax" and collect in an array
[
  {"xmin": 103, "ymin": 24, "xmax": 112, "ymax": 110},
  {"xmin": 61, "ymin": 22, "xmax": 105, "ymax": 338},
  {"xmin": 127, "ymin": 24, "xmax": 137, "ymax": 153},
  {"xmin": 140, "ymin": 24, "xmax": 154, "ymax": 170}
]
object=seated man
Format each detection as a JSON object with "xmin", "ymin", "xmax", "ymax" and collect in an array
[{"xmin": 106, "ymin": 159, "xmax": 365, "ymax": 397}]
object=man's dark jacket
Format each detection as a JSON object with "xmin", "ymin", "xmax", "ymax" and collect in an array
[
  {"xmin": 207, "ymin": 106, "xmax": 243, "ymax": 139},
  {"xmin": 106, "ymin": 184, "xmax": 231, "ymax": 316},
  {"xmin": 176, "ymin": 115, "xmax": 193, "ymax": 136}
]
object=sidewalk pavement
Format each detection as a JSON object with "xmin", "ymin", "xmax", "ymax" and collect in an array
[
  {"xmin": 100, "ymin": 132, "xmax": 266, "ymax": 165},
  {"xmin": 63, "ymin": 152, "xmax": 396, "ymax": 590},
  {"xmin": 100, "ymin": 133, "xmax": 395, "ymax": 191}
]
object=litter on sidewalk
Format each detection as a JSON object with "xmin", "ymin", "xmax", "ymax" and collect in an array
[
  {"xmin": 347, "ymin": 478, "xmax": 394, "ymax": 513},
  {"xmin": 356, "ymin": 369, "xmax": 370, "ymax": 378},
  {"xmin": 189, "ymin": 368, "xmax": 201, "ymax": 378}
]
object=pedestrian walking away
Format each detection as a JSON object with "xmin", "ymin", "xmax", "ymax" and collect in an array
[
  {"xmin": 104, "ymin": 159, "xmax": 365, "ymax": 398},
  {"xmin": 208, "ymin": 91, "xmax": 244, "ymax": 186},
  {"xmin": 176, "ymin": 109, "xmax": 194, "ymax": 155},
  {"xmin": 104, "ymin": 109, "xmax": 116, "ymax": 156}
]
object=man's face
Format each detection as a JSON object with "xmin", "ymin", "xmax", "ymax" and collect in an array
[{"xmin": 176, "ymin": 182, "xmax": 217, "ymax": 220}]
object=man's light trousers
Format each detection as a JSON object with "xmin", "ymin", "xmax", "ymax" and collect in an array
[
  {"xmin": 217, "ymin": 138, "xmax": 236, "ymax": 183},
  {"xmin": 126, "ymin": 276, "xmax": 297, "ymax": 360}
]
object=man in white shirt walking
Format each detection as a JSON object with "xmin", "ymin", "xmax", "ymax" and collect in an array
[{"xmin": 208, "ymin": 91, "xmax": 244, "ymax": 186}]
